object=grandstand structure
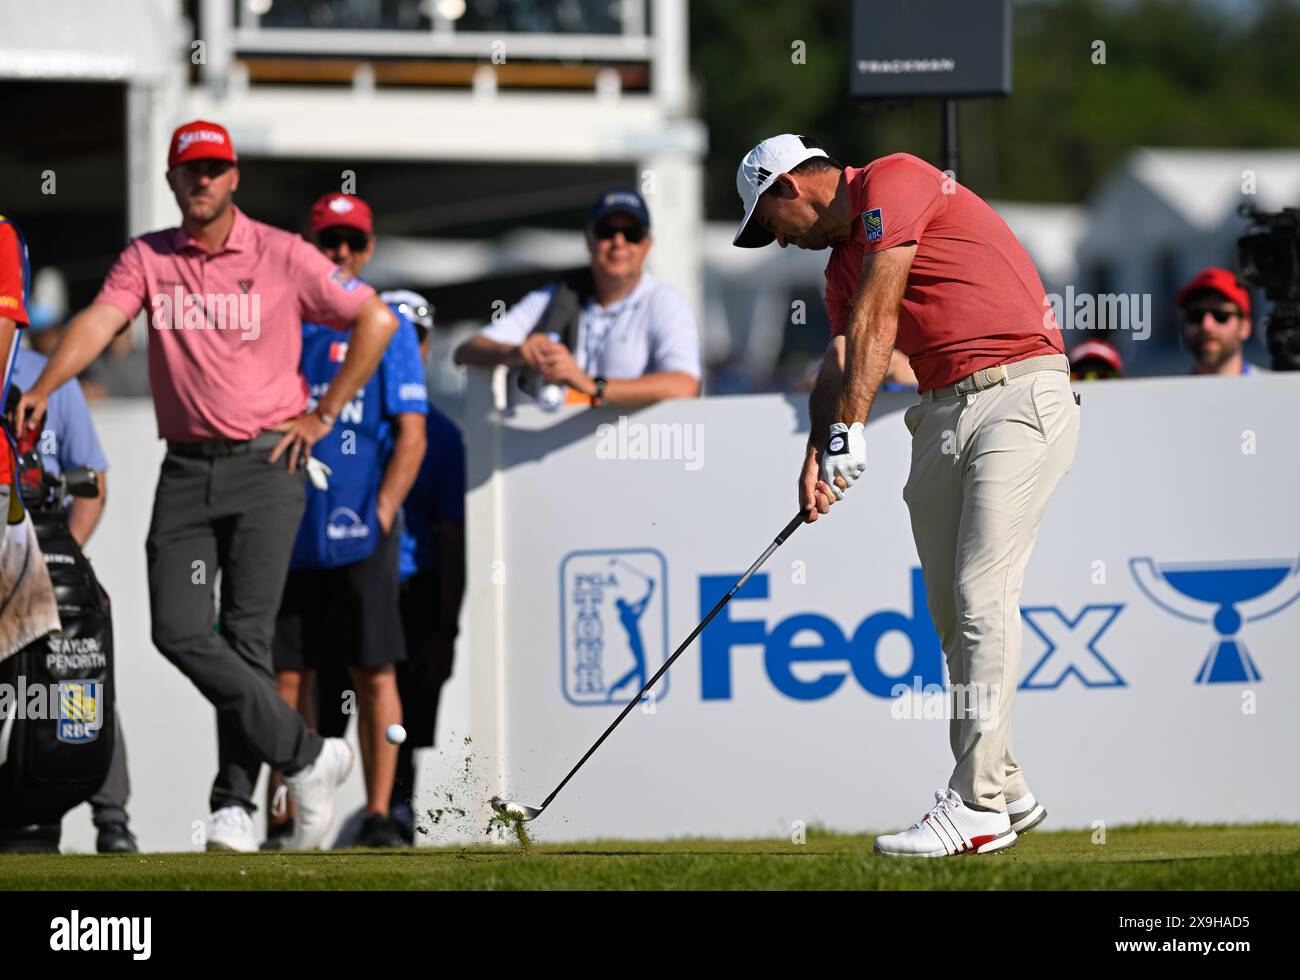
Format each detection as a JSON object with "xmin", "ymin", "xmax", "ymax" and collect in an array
[{"xmin": 1, "ymin": 0, "xmax": 705, "ymax": 350}]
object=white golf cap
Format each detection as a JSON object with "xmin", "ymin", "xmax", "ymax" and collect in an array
[{"xmin": 733, "ymin": 134, "xmax": 829, "ymax": 248}]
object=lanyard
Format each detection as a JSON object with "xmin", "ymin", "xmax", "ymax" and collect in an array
[{"xmin": 580, "ymin": 287, "xmax": 642, "ymax": 374}]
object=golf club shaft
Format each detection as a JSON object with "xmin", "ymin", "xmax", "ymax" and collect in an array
[{"xmin": 537, "ymin": 511, "xmax": 807, "ymax": 813}]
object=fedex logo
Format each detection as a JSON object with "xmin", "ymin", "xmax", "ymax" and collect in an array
[{"xmin": 699, "ymin": 568, "xmax": 944, "ymax": 700}]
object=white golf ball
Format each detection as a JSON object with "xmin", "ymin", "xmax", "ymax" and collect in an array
[{"xmin": 385, "ymin": 724, "xmax": 407, "ymax": 745}]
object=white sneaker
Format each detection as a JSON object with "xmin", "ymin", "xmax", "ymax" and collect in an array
[
  {"xmin": 1007, "ymin": 792, "xmax": 1047, "ymax": 834},
  {"xmin": 874, "ymin": 788, "xmax": 1017, "ymax": 858},
  {"xmin": 284, "ymin": 738, "xmax": 354, "ymax": 850},
  {"xmin": 207, "ymin": 806, "xmax": 257, "ymax": 853}
]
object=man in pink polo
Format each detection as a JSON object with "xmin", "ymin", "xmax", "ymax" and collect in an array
[
  {"xmin": 12, "ymin": 120, "xmax": 399, "ymax": 852},
  {"xmin": 734, "ymin": 135, "xmax": 1080, "ymax": 857}
]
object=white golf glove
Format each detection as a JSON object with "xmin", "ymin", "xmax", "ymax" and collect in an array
[
  {"xmin": 304, "ymin": 455, "xmax": 332, "ymax": 491},
  {"xmin": 819, "ymin": 422, "xmax": 866, "ymax": 500}
]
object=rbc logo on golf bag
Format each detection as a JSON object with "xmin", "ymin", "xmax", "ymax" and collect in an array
[
  {"xmin": 57, "ymin": 680, "xmax": 103, "ymax": 743},
  {"xmin": 560, "ymin": 549, "xmax": 669, "ymax": 706}
]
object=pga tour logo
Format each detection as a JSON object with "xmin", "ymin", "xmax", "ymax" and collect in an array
[{"xmin": 560, "ymin": 549, "xmax": 669, "ymax": 706}]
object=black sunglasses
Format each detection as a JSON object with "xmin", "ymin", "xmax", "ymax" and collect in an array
[
  {"xmin": 316, "ymin": 228, "xmax": 370, "ymax": 251},
  {"xmin": 1184, "ymin": 308, "xmax": 1240, "ymax": 325},
  {"xmin": 592, "ymin": 221, "xmax": 646, "ymax": 244}
]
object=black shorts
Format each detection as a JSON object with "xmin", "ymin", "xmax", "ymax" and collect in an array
[
  {"xmin": 273, "ymin": 528, "xmax": 407, "ymax": 672},
  {"xmin": 395, "ymin": 569, "xmax": 457, "ymax": 749}
]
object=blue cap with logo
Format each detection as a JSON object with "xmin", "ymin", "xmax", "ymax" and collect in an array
[{"xmin": 588, "ymin": 187, "xmax": 651, "ymax": 228}]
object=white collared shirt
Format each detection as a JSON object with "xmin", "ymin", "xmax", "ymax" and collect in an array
[{"xmin": 479, "ymin": 271, "xmax": 700, "ymax": 380}]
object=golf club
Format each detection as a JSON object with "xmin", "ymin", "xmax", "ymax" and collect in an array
[{"xmin": 492, "ymin": 509, "xmax": 807, "ymax": 822}]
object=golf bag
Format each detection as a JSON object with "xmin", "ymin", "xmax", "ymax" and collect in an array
[{"xmin": 0, "ymin": 404, "xmax": 113, "ymax": 853}]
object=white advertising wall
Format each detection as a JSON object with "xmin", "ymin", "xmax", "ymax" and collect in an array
[
  {"xmin": 48, "ymin": 373, "xmax": 1300, "ymax": 851},
  {"xmin": 463, "ymin": 372, "xmax": 1300, "ymax": 843}
]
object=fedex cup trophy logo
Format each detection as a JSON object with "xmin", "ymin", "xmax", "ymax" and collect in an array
[
  {"xmin": 561, "ymin": 549, "xmax": 668, "ymax": 706},
  {"xmin": 1130, "ymin": 556, "xmax": 1300, "ymax": 683}
]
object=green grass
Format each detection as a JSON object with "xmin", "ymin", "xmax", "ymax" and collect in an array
[{"xmin": 3, "ymin": 823, "xmax": 1298, "ymax": 890}]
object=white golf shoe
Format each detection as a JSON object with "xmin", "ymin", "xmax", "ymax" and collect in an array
[
  {"xmin": 285, "ymin": 738, "xmax": 354, "ymax": 850},
  {"xmin": 207, "ymin": 806, "xmax": 258, "ymax": 853},
  {"xmin": 1007, "ymin": 792, "xmax": 1047, "ymax": 835},
  {"xmin": 874, "ymin": 788, "xmax": 1018, "ymax": 857}
]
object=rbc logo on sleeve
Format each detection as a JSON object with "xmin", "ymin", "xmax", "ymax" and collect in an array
[
  {"xmin": 57, "ymin": 681, "xmax": 104, "ymax": 743},
  {"xmin": 560, "ymin": 549, "xmax": 668, "ymax": 706},
  {"xmin": 862, "ymin": 208, "xmax": 884, "ymax": 241}
]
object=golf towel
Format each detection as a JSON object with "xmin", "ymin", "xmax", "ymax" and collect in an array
[{"xmin": 0, "ymin": 505, "xmax": 60, "ymax": 664}]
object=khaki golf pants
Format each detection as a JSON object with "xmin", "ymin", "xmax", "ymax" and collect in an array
[{"xmin": 902, "ymin": 367, "xmax": 1079, "ymax": 812}]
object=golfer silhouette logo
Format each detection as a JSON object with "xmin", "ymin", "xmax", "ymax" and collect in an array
[
  {"xmin": 560, "ymin": 549, "xmax": 669, "ymax": 706},
  {"xmin": 608, "ymin": 563, "xmax": 655, "ymax": 701}
]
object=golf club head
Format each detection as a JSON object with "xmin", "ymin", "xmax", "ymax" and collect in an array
[{"xmin": 491, "ymin": 799, "xmax": 542, "ymax": 822}]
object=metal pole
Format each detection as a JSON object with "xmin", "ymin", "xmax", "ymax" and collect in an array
[{"xmin": 940, "ymin": 98, "xmax": 959, "ymax": 179}]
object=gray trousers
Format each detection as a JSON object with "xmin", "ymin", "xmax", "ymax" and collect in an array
[
  {"xmin": 90, "ymin": 715, "xmax": 130, "ymax": 827},
  {"xmin": 146, "ymin": 440, "xmax": 322, "ymax": 814}
]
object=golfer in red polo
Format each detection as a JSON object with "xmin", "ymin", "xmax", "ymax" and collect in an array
[
  {"xmin": 734, "ymin": 135, "xmax": 1080, "ymax": 857},
  {"xmin": 12, "ymin": 120, "xmax": 399, "ymax": 851}
]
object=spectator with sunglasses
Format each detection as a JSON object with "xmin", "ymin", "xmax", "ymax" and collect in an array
[
  {"xmin": 1176, "ymin": 267, "xmax": 1263, "ymax": 376},
  {"xmin": 454, "ymin": 187, "xmax": 701, "ymax": 407}
]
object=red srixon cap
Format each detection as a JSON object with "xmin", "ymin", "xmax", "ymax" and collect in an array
[
  {"xmin": 309, "ymin": 193, "xmax": 373, "ymax": 236},
  {"xmin": 168, "ymin": 120, "xmax": 237, "ymax": 169},
  {"xmin": 1068, "ymin": 338, "xmax": 1124, "ymax": 375},
  {"xmin": 1175, "ymin": 267, "xmax": 1250, "ymax": 316}
]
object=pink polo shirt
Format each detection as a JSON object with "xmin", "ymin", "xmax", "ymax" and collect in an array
[{"xmin": 95, "ymin": 207, "xmax": 374, "ymax": 442}]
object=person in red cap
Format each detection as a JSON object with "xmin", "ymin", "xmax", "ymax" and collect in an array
[
  {"xmin": 1068, "ymin": 337, "xmax": 1124, "ymax": 381},
  {"xmin": 308, "ymin": 192, "xmax": 375, "ymax": 274},
  {"xmin": 264, "ymin": 192, "xmax": 429, "ymax": 850},
  {"xmin": 10, "ymin": 119, "xmax": 400, "ymax": 853},
  {"xmin": 1176, "ymin": 267, "xmax": 1259, "ymax": 376}
]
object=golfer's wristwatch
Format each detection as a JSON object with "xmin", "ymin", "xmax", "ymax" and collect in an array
[{"xmin": 591, "ymin": 376, "xmax": 607, "ymax": 406}]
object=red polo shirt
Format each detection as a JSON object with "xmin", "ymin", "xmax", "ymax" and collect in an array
[
  {"xmin": 824, "ymin": 154, "xmax": 1063, "ymax": 392},
  {"xmin": 0, "ymin": 218, "xmax": 29, "ymax": 490},
  {"xmin": 0, "ymin": 220, "xmax": 28, "ymax": 327},
  {"xmin": 96, "ymin": 208, "xmax": 374, "ymax": 441}
]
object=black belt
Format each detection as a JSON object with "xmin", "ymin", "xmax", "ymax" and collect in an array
[{"xmin": 166, "ymin": 431, "xmax": 282, "ymax": 458}]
